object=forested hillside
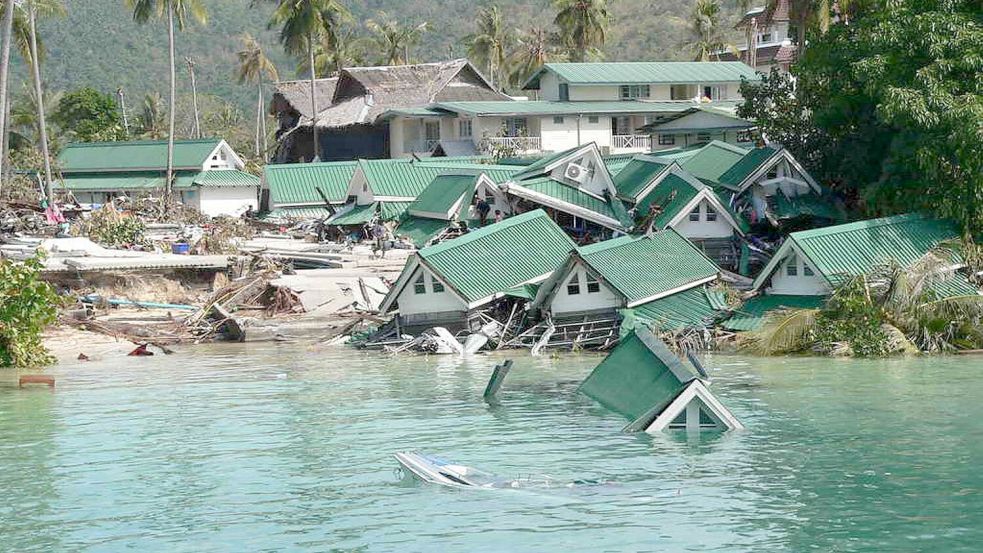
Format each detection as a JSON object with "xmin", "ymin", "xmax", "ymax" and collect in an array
[{"xmin": 20, "ymin": 0, "xmax": 745, "ymax": 113}]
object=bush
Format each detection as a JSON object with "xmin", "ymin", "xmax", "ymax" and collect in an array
[
  {"xmin": 76, "ymin": 204, "xmax": 146, "ymax": 248},
  {"xmin": 0, "ymin": 256, "xmax": 60, "ymax": 368}
]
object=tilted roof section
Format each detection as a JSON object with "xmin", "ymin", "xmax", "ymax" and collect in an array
[
  {"xmin": 717, "ymin": 145, "xmax": 780, "ymax": 188},
  {"xmin": 359, "ymin": 158, "xmax": 520, "ymax": 198},
  {"xmin": 723, "ymin": 294, "xmax": 825, "ymax": 332},
  {"xmin": 407, "ymin": 172, "xmax": 481, "ymax": 220},
  {"xmin": 433, "ymin": 99, "xmax": 743, "ymax": 117},
  {"xmin": 264, "ymin": 161, "xmax": 357, "ymax": 205},
  {"xmin": 418, "ymin": 209, "xmax": 576, "ymax": 303},
  {"xmin": 524, "ymin": 62, "xmax": 760, "ymax": 89},
  {"xmin": 511, "ymin": 176, "xmax": 633, "ymax": 229},
  {"xmin": 679, "ymin": 140, "xmax": 750, "ymax": 181},
  {"xmin": 612, "ymin": 155, "xmax": 670, "ymax": 200},
  {"xmin": 625, "ymin": 286, "xmax": 728, "ymax": 331},
  {"xmin": 577, "ymin": 231, "xmax": 719, "ymax": 305},
  {"xmin": 754, "ymin": 214, "xmax": 961, "ymax": 289},
  {"xmin": 59, "ymin": 139, "xmax": 223, "ymax": 172}
]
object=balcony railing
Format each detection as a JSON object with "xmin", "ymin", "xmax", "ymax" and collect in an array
[
  {"xmin": 612, "ymin": 135, "xmax": 652, "ymax": 151},
  {"xmin": 482, "ymin": 136, "xmax": 542, "ymax": 153},
  {"xmin": 404, "ymin": 139, "xmax": 441, "ymax": 153}
]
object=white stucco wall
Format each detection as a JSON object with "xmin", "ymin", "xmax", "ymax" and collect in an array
[
  {"xmin": 670, "ymin": 198, "xmax": 736, "ymax": 239},
  {"xmin": 767, "ymin": 252, "xmax": 829, "ymax": 295},
  {"xmin": 568, "ymin": 85, "xmax": 620, "ymax": 101},
  {"xmin": 389, "ymin": 118, "xmax": 407, "ymax": 158},
  {"xmin": 396, "ymin": 266, "xmax": 468, "ymax": 316},
  {"xmin": 539, "ymin": 72, "xmax": 560, "ymax": 101},
  {"xmin": 550, "ymin": 265, "xmax": 622, "ymax": 315},
  {"xmin": 198, "ymin": 186, "xmax": 258, "ymax": 217}
]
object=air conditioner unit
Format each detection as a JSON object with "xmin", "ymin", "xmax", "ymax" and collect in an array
[{"xmin": 564, "ymin": 163, "xmax": 589, "ymax": 184}]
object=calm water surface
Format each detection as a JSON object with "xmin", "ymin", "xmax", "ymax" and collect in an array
[{"xmin": 1, "ymin": 344, "xmax": 981, "ymax": 552}]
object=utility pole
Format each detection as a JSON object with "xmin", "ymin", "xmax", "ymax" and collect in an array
[
  {"xmin": 117, "ymin": 87, "xmax": 130, "ymax": 136},
  {"xmin": 186, "ymin": 56, "xmax": 201, "ymax": 139}
]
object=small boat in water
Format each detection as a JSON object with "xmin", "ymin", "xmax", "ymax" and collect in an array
[{"xmin": 394, "ymin": 452, "xmax": 504, "ymax": 489}]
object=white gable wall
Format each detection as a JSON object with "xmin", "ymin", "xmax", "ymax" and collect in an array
[
  {"xmin": 766, "ymin": 251, "xmax": 829, "ymax": 295},
  {"xmin": 670, "ymin": 198, "xmax": 736, "ymax": 239},
  {"xmin": 550, "ymin": 265, "xmax": 622, "ymax": 316},
  {"xmin": 396, "ymin": 266, "xmax": 468, "ymax": 317},
  {"xmin": 201, "ymin": 142, "xmax": 242, "ymax": 171},
  {"xmin": 198, "ymin": 186, "xmax": 258, "ymax": 217},
  {"xmin": 547, "ymin": 150, "xmax": 610, "ymax": 197}
]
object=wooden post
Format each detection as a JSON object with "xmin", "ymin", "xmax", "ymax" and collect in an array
[{"xmin": 19, "ymin": 375, "xmax": 55, "ymax": 388}]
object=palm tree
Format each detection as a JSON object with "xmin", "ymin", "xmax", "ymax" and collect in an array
[
  {"xmin": 296, "ymin": 28, "xmax": 365, "ymax": 77},
  {"xmin": 0, "ymin": 2, "xmax": 35, "ymax": 196},
  {"xmin": 9, "ymin": 84, "xmax": 61, "ymax": 149},
  {"xmin": 691, "ymin": 0, "xmax": 734, "ymax": 62},
  {"xmin": 553, "ymin": 0, "xmax": 610, "ymax": 62},
  {"xmin": 508, "ymin": 27, "xmax": 565, "ymax": 90},
  {"xmin": 365, "ymin": 12, "xmax": 428, "ymax": 66},
  {"xmin": 26, "ymin": 0, "xmax": 64, "ymax": 203},
  {"xmin": 138, "ymin": 92, "xmax": 167, "ymax": 139},
  {"xmin": 126, "ymin": 0, "xmax": 207, "ymax": 200},
  {"xmin": 269, "ymin": 0, "xmax": 350, "ymax": 162},
  {"xmin": 464, "ymin": 6, "xmax": 510, "ymax": 89},
  {"xmin": 236, "ymin": 33, "xmax": 279, "ymax": 158}
]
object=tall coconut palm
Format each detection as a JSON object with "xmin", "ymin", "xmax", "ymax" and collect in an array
[
  {"xmin": 691, "ymin": 0, "xmax": 734, "ymax": 61},
  {"xmin": 26, "ymin": 0, "xmax": 64, "ymax": 203},
  {"xmin": 508, "ymin": 27, "xmax": 564, "ymax": 90},
  {"xmin": 236, "ymin": 33, "xmax": 279, "ymax": 158},
  {"xmin": 9, "ymin": 84, "xmax": 61, "ymax": 148},
  {"xmin": 138, "ymin": 92, "xmax": 167, "ymax": 139},
  {"xmin": 464, "ymin": 6, "xmax": 510, "ymax": 89},
  {"xmin": 0, "ymin": 2, "xmax": 35, "ymax": 196},
  {"xmin": 126, "ymin": 0, "xmax": 207, "ymax": 200},
  {"xmin": 365, "ymin": 12, "xmax": 428, "ymax": 66},
  {"xmin": 553, "ymin": 0, "xmax": 610, "ymax": 62},
  {"xmin": 296, "ymin": 28, "xmax": 365, "ymax": 77},
  {"xmin": 269, "ymin": 0, "xmax": 350, "ymax": 162}
]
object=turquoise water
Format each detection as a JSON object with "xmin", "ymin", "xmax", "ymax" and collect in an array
[{"xmin": 1, "ymin": 345, "xmax": 982, "ymax": 552}]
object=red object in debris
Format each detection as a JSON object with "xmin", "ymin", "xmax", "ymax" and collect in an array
[{"xmin": 128, "ymin": 344, "xmax": 154, "ymax": 356}]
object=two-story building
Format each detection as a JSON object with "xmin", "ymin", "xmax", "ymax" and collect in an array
[
  {"xmin": 382, "ymin": 62, "xmax": 760, "ymax": 158},
  {"xmin": 719, "ymin": 0, "xmax": 797, "ymax": 73}
]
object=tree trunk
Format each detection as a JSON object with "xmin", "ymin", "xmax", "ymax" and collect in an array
[
  {"xmin": 1, "ymin": 96, "xmax": 9, "ymax": 197},
  {"xmin": 308, "ymin": 30, "xmax": 319, "ymax": 162},
  {"xmin": 166, "ymin": 0, "xmax": 176, "ymax": 200},
  {"xmin": 28, "ymin": 3, "xmax": 52, "ymax": 203},
  {"xmin": 0, "ymin": 0, "xmax": 16, "ymax": 193},
  {"xmin": 187, "ymin": 57, "xmax": 201, "ymax": 139},
  {"xmin": 255, "ymin": 80, "xmax": 262, "ymax": 158}
]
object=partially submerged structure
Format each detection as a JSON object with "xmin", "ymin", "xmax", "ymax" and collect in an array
[
  {"xmin": 579, "ymin": 327, "xmax": 743, "ymax": 433},
  {"xmin": 378, "ymin": 209, "xmax": 576, "ymax": 332},
  {"xmin": 270, "ymin": 59, "xmax": 508, "ymax": 162},
  {"xmin": 59, "ymin": 139, "xmax": 259, "ymax": 217}
]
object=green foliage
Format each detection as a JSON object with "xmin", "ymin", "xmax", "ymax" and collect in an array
[
  {"xmin": 740, "ymin": 0, "xmax": 983, "ymax": 232},
  {"xmin": 52, "ymin": 87, "xmax": 126, "ymax": 142},
  {"xmin": 813, "ymin": 276, "xmax": 892, "ymax": 357},
  {"xmin": 553, "ymin": 0, "xmax": 610, "ymax": 61},
  {"xmin": 79, "ymin": 205, "xmax": 146, "ymax": 247},
  {"xmin": 0, "ymin": 255, "xmax": 59, "ymax": 368}
]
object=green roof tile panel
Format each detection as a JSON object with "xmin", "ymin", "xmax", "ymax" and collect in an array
[
  {"xmin": 264, "ymin": 161, "xmax": 357, "ymax": 204},
  {"xmin": 328, "ymin": 202, "xmax": 378, "ymax": 225},
  {"xmin": 407, "ymin": 173, "xmax": 480, "ymax": 219},
  {"xmin": 61, "ymin": 171, "xmax": 199, "ymax": 190},
  {"xmin": 418, "ymin": 209, "xmax": 576, "ymax": 303},
  {"xmin": 612, "ymin": 156, "xmax": 669, "ymax": 200},
  {"xmin": 723, "ymin": 294, "xmax": 826, "ymax": 332},
  {"xmin": 717, "ymin": 146, "xmax": 778, "ymax": 188},
  {"xmin": 59, "ymin": 139, "xmax": 222, "ymax": 172},
  {"xmin": 679, "ymin": 141, "xmax": 750, "ymax": 182},
  {"xmin": 517, "ymin": 177, "xmax": 625, "ymax": 224},
  {"xmin": 394, "ymin": 217, "xmax": 450, "ymax": 248},
  {"xmin": 772, "ymin": 191, "xmax": 844, "ymax": 222},
  {"xmin": 528, "ymin": 62, "xmax": 760, "ymax": 87},
  {"xmin": 360, "ymin": 159, "xmax": 520, "ymax": 198},
  {"xmin": 192, "ymin": 170, "xmax": 260, "ymax": 188},
  {"xmin": 262, "ymin": 206, "xmax": 335, "ymax": 221},
  {"xmin": 578, "ymin": 231, "xmax": 718, "ymax": 304},
  {"xmin": 625, "ymin": 286, "xmax": 726, "ymax": 330}
]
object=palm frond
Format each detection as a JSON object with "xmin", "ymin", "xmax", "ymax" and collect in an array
[{"xmin": 746, "ymin": 308, "xmax": 820, "ymax": 355}]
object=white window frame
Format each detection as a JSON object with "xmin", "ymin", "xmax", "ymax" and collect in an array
[{"xmin": 458, "ymin": 119, "xmax": 473, "ymax": 139}]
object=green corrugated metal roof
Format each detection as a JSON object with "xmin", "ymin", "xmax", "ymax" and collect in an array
[
  {"xmin": 679, "ymin": 141, "xmax": 750, "ymax": 182},
  {"xmin": 192, "ymin": 170, "xmax": 260, "ymax": 188},
  {"xmin": 772, "ymin": 214, "xmax": 961, "ymax": 287},
  {"xmin": 625, "ymin": 286, "xmax": 726, "ymax": 330},
  {"xmin": 262, "ymin": 206, "xmax": 335, "ymax": 222},
  {"xmin": 723, "ymin": 294, "xmax": 825, "ymax": 332},
  {"xmin": 603, "ymin": 154, "xmax": 637, "ymax": 175},
  {"xmin": 264, "ymin": 161, "xmax": 357, "ymax": 204},
  {"xmin": 327, "ymin": 202, "xmax": 377, "ymax": 225},
  {"xmin": 360, "ymin": 158, "xmax": 519, "ymax": 199},
  {"xmin": 929, "ymin": 277, "xmax": 980, "ymax": 298},
  {"xmin": 504, "ymin": 283, "xmax": 541, "ymax": 300},
  {"xmin": 517, "ymin": 177, "xmax": 630, "ymax": 227},
  {"xmin": 434, "ymin": 100, "xmax": 743, "ymax": 116},
  {"xmin": 772, "ymin": 191, "xmax": 844, "ymax": 222},
  {"xmin": 512, "ymin": 145, "xmax": 584, "ymax": 180},
  {"xmin": 380, "ymin": 201, "xmax": 412, "ymax": 221},
  {"xmin": 394, "ymin": 217, "xmax": 450, "ymax": 248},
  {"xmin": 61, "ymin": 171, "xmax": 199, "ymax": 190},
  {"xmin": 578, "ymin": 327, "xmax": 698, "ymax": 423},
  {"xmin": 59, "ymin": 139, "xmax": 223, "ymax": 172},
  {"xmin": 407, "ymin": 173, "xmax": 480, "ymax": 219},
  {"xmin": 636, "ymin": 172, "xmax": 701, "ymax": 228},
  {"xmin": 612, "ymin": 156, "xmax": 669, "ymax": 200},
  {"xmin": 578, "ymin": 231, "xmax": 718, "ymax": 305},
  {"xmin": 417, "ymin": 209, "xmax": 576, "ymax": 303},
  {"xmin": 525, "ymin": 62, "xmax": 760, "ymax": 88},
  {"xmin": 717, "ymin": 146, "xmax": 778, "ymax": 188}
]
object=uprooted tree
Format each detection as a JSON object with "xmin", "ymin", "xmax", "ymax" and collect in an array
[{"xmin": 0, "ymin": 255, "xmax": 59, "ymax": 368}]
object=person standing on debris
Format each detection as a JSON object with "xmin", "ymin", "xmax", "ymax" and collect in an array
[
  {"xmin": 476, "ymin": 197, "xmax": 491, "ymax": 225},
  {"xmin": 494, "ymin": 210, "xmax": 504, "ymax": 224},
  {"xmin": 372, "ymin": 220, "xmax": 388, "ymax": 258}
]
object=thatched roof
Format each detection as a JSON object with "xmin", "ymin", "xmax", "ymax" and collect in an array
[{"xmin": 272, "ymin": 59, "xmax": 509, "ymax": 129}]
